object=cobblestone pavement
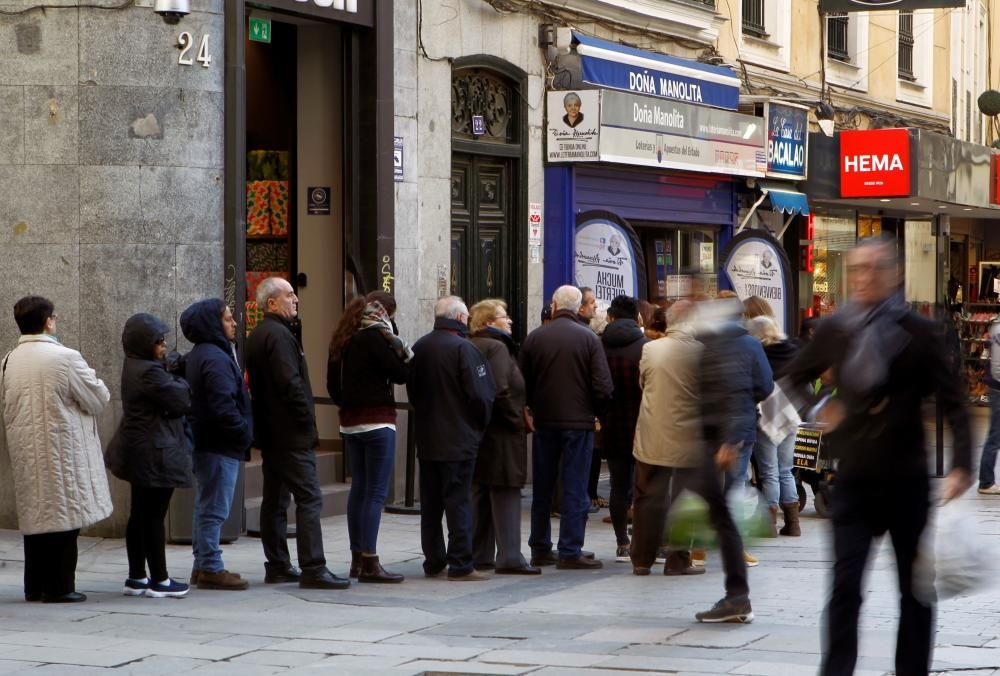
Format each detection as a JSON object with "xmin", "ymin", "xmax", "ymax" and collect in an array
[{"xmin": 0, "ymin": 417, "xmax": 997, "ymax": 675}]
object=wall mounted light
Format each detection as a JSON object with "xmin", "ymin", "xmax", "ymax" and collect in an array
[{"xmin": 816, "ymin": 101, "xmax": 835, "ymax": 137}]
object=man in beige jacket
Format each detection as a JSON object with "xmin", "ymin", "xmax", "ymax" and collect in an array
[
  {"xmin": 1, "ymin": 296, "xmax": 111, "ymax": 603},
  {"xmin": 631, "ymin": 300, "xmax": 752, "ymax": 624}
]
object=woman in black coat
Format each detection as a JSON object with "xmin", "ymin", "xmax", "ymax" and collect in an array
[
  {"xmin": 109, "ymin": 313, "xmax": 193, "ymax": 598},
  {"xmin": 468, "ymin": 299, "xmax": 539, "ymax": 575}
]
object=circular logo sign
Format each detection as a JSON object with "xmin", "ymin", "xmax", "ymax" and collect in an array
[{"xmin": 310, "ymin": 187, "xmax": 328, "ymax": 204}]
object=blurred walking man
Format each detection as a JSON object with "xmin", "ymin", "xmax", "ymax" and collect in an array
[{"xmin": 784, "ymin": 237, "xmax": 972, "ymax": 676}]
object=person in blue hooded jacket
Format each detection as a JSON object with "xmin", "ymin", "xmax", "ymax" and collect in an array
[{"xmin": 181, "ymin": 299, "xmax": 253, "ymax": 591}]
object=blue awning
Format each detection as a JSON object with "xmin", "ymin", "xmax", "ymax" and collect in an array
[
  {"xmin": 572, "ymin": 32, "xmax": 741, "ymax": 111},
  {"xmin": 767, "ymin": 188, "xmax": 810, "ymax": 216}
]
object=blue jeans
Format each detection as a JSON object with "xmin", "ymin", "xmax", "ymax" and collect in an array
[
  {"xmin": 979, "ymin": 393, "xmax": 1000, "ymax": 487},
  {"xmin": 724, "ymin": 442, "xmax": 754, "ymax": 493},
  {"xmin": 754, "ymin": 431, "xmax": 798, "ymax": 506},
  {"xmin": 343, "ymin": 428, "xmax": 396, "ymax": 553},
  {"xmin": 192, "ymin": 452, "xmax": 240, "ymax": 573},
  {"xmin": 529, "ymin": 428, "xmax": 593, "ymax": 560}
]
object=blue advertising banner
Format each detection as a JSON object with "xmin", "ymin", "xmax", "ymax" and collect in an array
[
  {"xmin": 573, "ymin": 32, "xmax": 741, "ymax": 111},
  {"xmin": 765, "ymin": 102, "xmax": 808, "ymax": 180}
]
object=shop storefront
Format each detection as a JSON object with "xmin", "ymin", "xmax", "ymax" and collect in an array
[
  {"xmin": 543, "ymin": 34, "xmax": 764, "ymax": 308},
  {"xmin": 804, "ymin": 127, "xmax": 1000, "ymax": 402}
]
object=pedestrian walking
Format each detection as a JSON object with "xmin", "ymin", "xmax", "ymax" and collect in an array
[
  {"xmin": 327, "ymin": 291, "xmax": 410, "ymax": 584},
  {"xmin": 181, "ymin": 299, "xmax": 253, "ymax": 591},
  {"xmin": 599, "ymin": 295, "xmax": 648, "ymax": 563},
  {"xmin": 630, "ymin": 300, "xmax": 754, "ymax": 624},
  {"xmin": 245, "ymin": 277, "xmax": 350, "ymax": 590},
  {"xmin": 521, "ymin": 285, "xmax": 613, "ymax": 569},
  {"xmin": 107, "ymin": 313, "xmax": 193, "ymax": 598},
  {"xmin": 468, "ymin": 299, "xmax": 539, "ymax": 576},
  {"xmin": 977, "ymin": 316, "xmax": 1000, "ymax": 495},
  {"xmin": 0, "ymin": 296, "xmax": 112, "ymax": 603},
  {"xmin": 407, "ymin": 296, "xmax": 496, "ymax": 581},
  {"xmin": 783, "ymin": 237, "xmax": 972, "ymax": 676}
]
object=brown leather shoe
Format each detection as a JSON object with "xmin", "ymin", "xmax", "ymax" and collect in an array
[
  {"xmin": 197, "ymin": 570, "xmax": 249, "ymax": 591},
  {"xmin": 349, "ymin": 551, "xmax": 362, "ymax": 579},
  {"xmin": 556, "ymin": 556, "xmax": 603, "ymax": 570},
  {"xmin": 358, "ymin": 555, "xmax": 404, "ymax": 584},
  {"xmin": 190, "ymin": 568, "xmax": 200, "ymax": 586}
]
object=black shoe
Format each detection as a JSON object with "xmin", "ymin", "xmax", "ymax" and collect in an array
[
  {"xmin": 556, "ymin": 556, "xmax": 603, "ymax": 570},
  {"xmin": 474, "ymin": 562, "xmax": 495, "ymax": 572},
  {"xmin": 24, "ymin": 592, "xmax": 42, "ymax": 602},
  {"xmin": 495, "ymin": 565, "xmax": 542, "ymax": 575},
  {"xmin": 530, "ymin": 551, "xmax": 558, "ymax": 567},
  {"xmin": 299, "ymin": 569, "xmax": 350, "ymax": 590},
  {"xmin": 264, "ymin": 566, "xmax": 302, "ymax": 584},
  {"xmin": 695, "ymin": 597, "xmax": 754, "ymax": 623},
  {"xmin": 42, "ymin": 592, "xmax": 87, "ymax": 603}
]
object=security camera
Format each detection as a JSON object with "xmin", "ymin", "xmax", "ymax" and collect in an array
[{"xmin": 154, "ymin": 0, "xmax": 189, "ymax": 24}]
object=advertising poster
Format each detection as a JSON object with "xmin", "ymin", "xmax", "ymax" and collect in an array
[
  {"xmin": 574, "ymin": 211, "xmax": 645, "ymax": 308},
  {"xmin": 721, "ymin": 231, "xmax": 794, "ymax": 334},
  {"xmin": 547, "ymin": 90, "xmax": 600, "ymax": 162}
]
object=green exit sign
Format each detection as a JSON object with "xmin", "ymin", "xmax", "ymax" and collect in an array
[{"xmin": 249, "ymin": 17, "xmax": 271, "ymax": 43}]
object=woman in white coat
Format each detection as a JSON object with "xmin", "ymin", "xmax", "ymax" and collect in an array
[{"xmin": 1, "ymin": 296, "xmax": 111, "ymax": 603}]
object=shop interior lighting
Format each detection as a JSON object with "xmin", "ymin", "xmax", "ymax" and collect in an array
[
  {"xmin": 910, "ymin": 202, "xmax": 920, "ymax": 205},
  {"xmin": 963, "ymin": 208, "xmax": 973, "ymax": 211},
  {"xmin": 879, "ymin": 199, "xmax": 891, "ymax": 202},
  {"xmin": 816, "ymin": 102, "xmax": 836, "ymax": 137}
]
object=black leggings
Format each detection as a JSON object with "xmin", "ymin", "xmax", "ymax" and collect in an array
[{"xmin": 126, "ymin": 485, "xmax": 175, "ymax": 581}]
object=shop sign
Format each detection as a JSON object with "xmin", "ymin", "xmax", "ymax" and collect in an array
[
  {"xmin": 840, "ymin": 128, "xmax": 911, "ymax": 198},
  {"xmin": 547, "ymin": 91, "xmax": 600, "ymax": 162},
  {"xmin": 598, "ymin": 89, "xmax": 766, "ymax": 177},
  {"xmin": 528, "ymin": 203, "xmax": 543, "ymax": 246},
  {"xmin": 307, "ymin": 186, "xmax": 330, "ymax": 215},
  {"xmin": 574, "ymin": 32, "xmax": 740, "ymax": 110},
  {"xmin": 721, "ymin": 230, "xmax": 793, "ymax": 334},
  {"xmin": 765, "ymin": 102, "xmax": 808, "ymax": 180},
  {"xmin": 574, "ymin": 213, "xmax": 641, "ymax": 308},
  {"xmin": 992, "ymin": 154, "xmax": 1000, "ymax": 205},
  {"xmin": 819, "ymin": 0, "xmax": 963, "ymax": 10}
]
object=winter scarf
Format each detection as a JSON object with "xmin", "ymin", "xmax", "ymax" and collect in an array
[
  {"xmin": 359, "ymin": 300, "xmax": 414, "ymax": 362},
  {"xmin": 838, "ymin": 291, "xmax": 910, "ymax": 399}
]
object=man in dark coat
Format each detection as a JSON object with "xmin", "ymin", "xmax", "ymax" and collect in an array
[
  {"xmin": 407, "ymin": 296, "xmax": 496, "ymax": 581},
  {"xmin": 783, "ymin": 237, "xmax": 972, "ymax": 675},
  {"xmin": 181, "ymin": 299, "xmax": 253, "ymax": 591},
  {"xmin": 599, "ymin": 295, "xmax": 648, "ymax": 562},
  {"xmin": 245, "ymin": 277, "xmax": 349, "ymax": 590},
  {"xmin": 521, "ymin": 285, "xmax": 613, "ymax": 569}
]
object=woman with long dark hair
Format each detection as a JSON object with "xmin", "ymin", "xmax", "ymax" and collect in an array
[{"xmin": 328, "ymin": 291, "xmax": 411, "ymax": 583}]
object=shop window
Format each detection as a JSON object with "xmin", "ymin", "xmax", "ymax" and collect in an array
[
  {"xmin": 636, "ymin": 224, "xmax": 718, "ymax": 302},
  {"xmin": 826, "ymin": 12, "xmax": 869, "ymax": 91},
  {"xmin": 807, "ymin": 212, "xmax": 856, "ymax": 317}
]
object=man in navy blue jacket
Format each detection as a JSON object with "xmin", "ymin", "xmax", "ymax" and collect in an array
[
  {"xmin": 407, "ymin": 296, "xmax": 496, "ymax": 581},
  {"xmin": 181, "ymin": 299, "xmax": 253, "ymax": 591}
]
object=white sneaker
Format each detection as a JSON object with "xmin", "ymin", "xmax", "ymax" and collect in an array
[
  {"xmin": 615, "ymin": 546, "xmax": 630, "ymax": 563},
  {"xmin": 978, "ymin": 484, "xmax": 1000, "ymax": 495}
]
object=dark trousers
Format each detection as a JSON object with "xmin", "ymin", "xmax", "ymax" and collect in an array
[
  {"xmin": 529, "ymin": 428, "xmax": 593, "ymax": 559},
  {"xmin": 126, "ymin": 485, "xmax": 175, "ymax": 581},
  {"xmin": 588, "ymin": 446, "xmax": 602, "ymax": 500},
  {"xmin": 343, "ymin": 428, "xmax": 396, "ymax": 554},
  {"xmin": 23, "ymin": 529, "xmax": 80, "ymax": 599},
  {"xmin": 472, "ymin": 483, "xmax": 529, "ymax": 570},
  {"xmin": 631, "ymin": 460, "xmax": 748, "ymax": 601},
  {"xmin": 607, "ymin": 454, "xmax": 635, "ymax": 545},
  {"xmin": 419, "ymin": 458, "xmax": 475, "ymax": 576},
  {"xmin": 821, "ymin": 477, "xmax": 932, "ymax": 676},
  {"xmin": 260, "ymin": 447, "xmax": 327, "ymax": 574}
]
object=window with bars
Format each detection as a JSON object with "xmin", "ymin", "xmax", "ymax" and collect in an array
[
  {"xmin": 827, "ymin": 13, "xmax": 850, "ymax": 62},
  {"xmin": 742, "ymin": 0, "xmax": 767, "ymax": 38},
  {"xmin": 898, "ymin": 10, "xmax": 915, "ymax": 80}
]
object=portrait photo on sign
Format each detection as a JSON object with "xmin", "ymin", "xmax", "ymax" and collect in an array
[{"xmin": 547, "ymin": 90, "xmax": 600, "ymax": 162}]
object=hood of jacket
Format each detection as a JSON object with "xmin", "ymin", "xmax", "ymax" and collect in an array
[
  {"xmin": 601, "ymin": 318, "xmax": 644, "ymax": 349},
  {"xmin": 122, "ymin": 313, "xmax": 169, "ymax": 360},
  {"xmin": 181, "ymin": 298, "xmax": 230, "ymax": 351}
]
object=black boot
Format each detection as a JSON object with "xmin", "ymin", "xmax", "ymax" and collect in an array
[{"xmin": 349, "ymin": 551, "xmax": 362, "ymax": 578}]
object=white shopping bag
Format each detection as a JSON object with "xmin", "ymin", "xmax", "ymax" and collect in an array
[{"xmin": 914, "ymin": 499, "xmax": 998, "ymax": 603}]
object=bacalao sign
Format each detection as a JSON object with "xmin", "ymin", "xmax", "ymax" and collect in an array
[{"xmin": 839, "ymin": 128, "xmax": 912, "ymax": 198}]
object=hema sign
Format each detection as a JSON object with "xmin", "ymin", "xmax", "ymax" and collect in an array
[
  {"xmin": 820, "ymin": 0, "xmax": 963, "ymax": 10},
  {"xmin": 840, "ymin": 129, "xmax": 912, "ymax": 197}
]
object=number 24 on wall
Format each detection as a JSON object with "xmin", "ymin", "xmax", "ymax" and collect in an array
[{"xmin": 178, "ymin": 32, "xmax": 212, "ymax": 67}]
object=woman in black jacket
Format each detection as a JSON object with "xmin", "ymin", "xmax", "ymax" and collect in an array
[
  {"xmin": 468, "ymin": 299, "xmax": 539, "ymax": 575},
  {"xmin": 109, "ymin": 313, "xmax": 193, "ymax": 598},
  {"xmin": 328, "ymin": 292, "xmax": 410, "ymax": 583}
]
